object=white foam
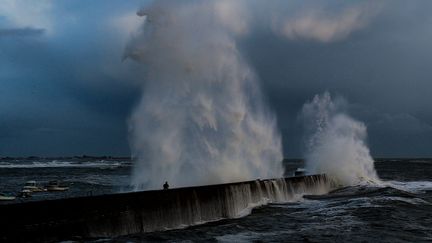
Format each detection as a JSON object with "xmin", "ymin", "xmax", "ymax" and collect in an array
[
  {"xmin": 301, "ymin": 92, "xmax": 380, "ymax": 186},
  {"xmin": 385, "ymin": 180, "xmax": 432, "ymax": 193},
  {"xmin": 128, "ymin": 1, "xmax": 283, "ymax": 190},
  {"xmin": 234, "ymin": 199, "xmax": 270, "ymax": 218}
]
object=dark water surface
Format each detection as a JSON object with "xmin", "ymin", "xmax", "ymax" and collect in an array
[{"xmin": 1, "ymin": 158, "xmax": 431, "ymax": 242}]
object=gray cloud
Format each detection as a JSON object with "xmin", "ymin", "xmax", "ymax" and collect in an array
[
  {"xmin": 0, "ymin": 27, "xmax": 45, "ymax": 37},
  {"xmin": 271, "ymin": 2, "xmax": 382, "ymax": 42}
]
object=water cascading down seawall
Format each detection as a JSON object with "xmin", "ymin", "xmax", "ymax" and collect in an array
[{"xmin": 0, "ymin": 175, "xmax": 332, "ymax": 242}]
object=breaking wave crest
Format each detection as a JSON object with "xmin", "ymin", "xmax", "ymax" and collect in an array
[{"xmin": 301, "ymin": 92, "xmax": 380, "ymax": 186}]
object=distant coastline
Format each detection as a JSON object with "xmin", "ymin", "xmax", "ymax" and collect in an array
[
  {"xmin": 0, "ymin": 155, "xmax": 132, "ymax": 161},
  {"xmin": 1, "ymin": 156, "xmax": 431, "ymax": 161}
]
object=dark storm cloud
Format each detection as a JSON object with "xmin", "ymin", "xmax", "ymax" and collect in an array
[
  {"xmin": 0, "ymin": 27, "xmax": 45, "ymax": 37},
  {"xmin": 0, "ymin": 37, "xmax": 136, "ymax": 156},
  {"xmin": 0, "ymin": 1, "xmax": 145, "ymax": 156},
  {"xmin": 1, "ymin": 0, "xmax": 432, "ymax": 157}
]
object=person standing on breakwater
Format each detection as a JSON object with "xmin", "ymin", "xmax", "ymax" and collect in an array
[{"xmin": 163, "ymin": 181, "xmax": 169, "ymax": 190}]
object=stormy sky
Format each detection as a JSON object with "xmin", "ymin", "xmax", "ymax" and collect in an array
[{"xmin": 1, "ymin": 0, "xmax": 432, "ymax": 158}]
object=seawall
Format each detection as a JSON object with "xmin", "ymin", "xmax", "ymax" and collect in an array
[{"xmin": 0, "ymin": 175, "xmax": 333, "ymax": 242}]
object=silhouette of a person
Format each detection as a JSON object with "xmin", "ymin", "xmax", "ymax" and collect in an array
[{"xmin": 163, "ymin": 181, "xmax": 169, "ymax": 190}]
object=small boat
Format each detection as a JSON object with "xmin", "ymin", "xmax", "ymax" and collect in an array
[
  {"xmin": 17, "ymin": 189, "xmax": 32, "ymax": 198},
  {"xmin": 22, "ymin": 180, "xmax": 46, "ymax": 192},
  {"xmin": 0, "ymin": 193, "xmax": 16, "ymax": 201},
  {"xmin": 294, "ymin": 168, "xmax": 306, "ymax": 176},
  {"xmin": 46, "ymin": 181, "xmax": 69, "ymax": 192}
]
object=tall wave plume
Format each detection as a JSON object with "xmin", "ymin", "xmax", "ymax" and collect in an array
[
  {"xmin": 124, "ymin": 0, "xmax": 282, "ymax": 190},
  {"xmin": 301, "ymin": 92, "xmax": 380, "ymax": 186}
]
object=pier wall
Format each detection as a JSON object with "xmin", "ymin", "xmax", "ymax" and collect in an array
[{"xmin": 0, "ymin": 175, "xmax": 332, "ymax": 242}]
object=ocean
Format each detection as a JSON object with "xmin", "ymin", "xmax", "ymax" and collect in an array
[{"xmin": 0, "ymin": 158, "xmax": 431, "ymax": 242}]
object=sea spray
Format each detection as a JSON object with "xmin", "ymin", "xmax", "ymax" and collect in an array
[
  {"xmin": 125, "ymin": 0, "xmax": 282, "ymax": 190},
  {"xmin": 301, "ymin": 92, "xmax": 379, "ymax": 186}
]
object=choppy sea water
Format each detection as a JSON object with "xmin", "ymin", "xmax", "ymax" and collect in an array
[
  {"xmin": 1, "ymin": 158, "xmax": 431, "ymax": 242},
  {"xmin": 0, "ymin": 158, "xmax": 132, "ymax": 202}
]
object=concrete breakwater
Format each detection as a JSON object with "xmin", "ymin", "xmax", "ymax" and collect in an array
[{"xmin": 0, "ymin": 175, "xmax": 333, "ymax": 242}]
